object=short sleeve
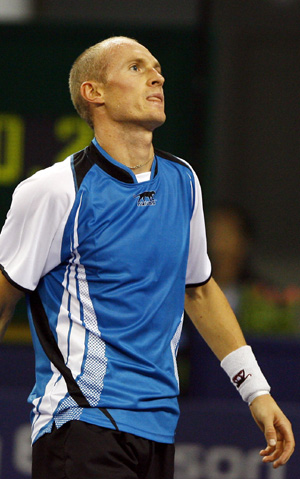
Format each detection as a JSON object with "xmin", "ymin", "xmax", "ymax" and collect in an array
[
  {"xmin": 185, "ymin": 169, "xmax": 211, "ymax": 287},
  {"xmin": 0, "ymin": 158, "xmax": 75, "ymax": 291}
]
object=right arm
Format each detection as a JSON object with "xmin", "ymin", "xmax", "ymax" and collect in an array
[
  {"xmin": 0, "ymin": 271, "xmax": 24, "ymax": 341},
  {"xmin": 0, "ymin": 160, "xmax": 75, "ymax": 342}
]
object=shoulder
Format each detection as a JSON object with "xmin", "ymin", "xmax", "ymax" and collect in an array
[
  {"xmin": 155, "ymin": 148, "xmax": 199, "ymax": 195},
  {"xmin": 13, "ymin": 156, "xmax": 75, "ymax": 208},
  {"xmin": 155, "ymin": 148, "xmax": 193, "ymax": 172}
]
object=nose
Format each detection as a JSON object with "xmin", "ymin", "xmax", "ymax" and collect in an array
[{"xmin": 148, "ymin": 68, "xmax": 165, "ymax": 86}]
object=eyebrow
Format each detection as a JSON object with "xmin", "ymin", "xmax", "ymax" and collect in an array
[{"xmin": 128, "ymin": 57, "xmax": 162, "ymax": 72}]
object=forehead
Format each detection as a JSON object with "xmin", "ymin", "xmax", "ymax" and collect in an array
[{"xmin": 105, "ymin": 41, "xmax": 160, "ymax": 70}]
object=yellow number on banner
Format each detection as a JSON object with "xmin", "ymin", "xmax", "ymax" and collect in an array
[
  {"xmin": 0, "ymin": 114, "xmax": 24, "ymax": 185},
  {"xmin": 54, "ymin": 116, "xmax": 93, "ymax": 164}
]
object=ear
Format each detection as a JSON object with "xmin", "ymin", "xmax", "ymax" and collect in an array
[{"xmin": 80, "ymin": 81, "xmax": 104, "ymax": 105}]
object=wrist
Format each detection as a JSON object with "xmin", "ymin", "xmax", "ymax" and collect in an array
[
  {"xmin": 248, "ymin": 390, "xmax": 270, "ymax": 406},
  {"xmin": 220, "ymin": 345, "xmax": 271, "ymax": 405}
]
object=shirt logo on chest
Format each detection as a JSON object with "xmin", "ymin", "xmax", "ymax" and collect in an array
[{"xmin": 134, "ymin": 190, "xmax": 157, "ymax": 206}]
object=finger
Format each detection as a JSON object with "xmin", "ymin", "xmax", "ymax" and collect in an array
[
  {"xmin": 261, "ymin": 437, "xmax": 295, "ymax": 468},
  {"xmin": 260, "ymin": 445, "xmax": 276, "ymax": 457},
  {"xmin": 272, "ymin": 443, "xmax": 295, "ymax": 468},
  {"xmin": 272, "ymin": 423, "xmax": 295, "ymax": 466},
  {"xmin": 273, "ymin": 454, "xmax": 290, "ymax": 469},
  {"xmin": 264, "ymin": 426, "xmax": 277, "ymax": 449},
  {"xmin": 261, "ymin": 445, "xmax": 282, "ymax": 463}
]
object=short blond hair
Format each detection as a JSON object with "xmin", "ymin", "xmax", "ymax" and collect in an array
[{"xmin": 69, "ymin": 36, "xmax": 139, "ymax": 129}]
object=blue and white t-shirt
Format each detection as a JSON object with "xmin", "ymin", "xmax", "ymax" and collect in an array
[{"xmin": 0, "ymin": 139, "xmax": 211, "ymax": 444}]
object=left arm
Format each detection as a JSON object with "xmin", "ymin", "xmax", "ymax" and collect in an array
[
  {"xmin": 185, "ymin": 276, "xmax": 246, "ymax": 360},
  {"xmin": 185, "ymin": 277, "xmax": 295, "ymax": 468}
]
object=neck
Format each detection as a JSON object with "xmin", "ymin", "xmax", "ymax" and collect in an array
[{"xmin": 94, "ymin": 123, "xmax": 155, "ymax": 173}]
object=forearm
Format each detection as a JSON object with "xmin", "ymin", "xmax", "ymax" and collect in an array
[
  {"xmin": 0, "ymin": 304, "xmax": 14, "ymax": 341},
  {"xmin": 0, "ymin": 271, "xmax": 24, "ymax": 341},
  {"xmin": 185, "ymin": 277, "xmax": 246, "ymax": 360}
]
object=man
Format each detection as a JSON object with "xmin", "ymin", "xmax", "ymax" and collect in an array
[{"xmin": 0, "ymin": 36, "xmax": 294, "ymax": 478}]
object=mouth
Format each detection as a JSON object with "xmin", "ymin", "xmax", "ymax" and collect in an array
[{"xmin": 146, "ymin": 93, "xmax": 164, "ymax": 103}]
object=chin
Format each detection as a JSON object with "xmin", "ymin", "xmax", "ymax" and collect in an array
[{"xmin": 148, "ymin": 115, "xmax": 166, "ymax": 131}]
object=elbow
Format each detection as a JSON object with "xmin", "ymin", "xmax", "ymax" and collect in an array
[{"xmin": 185, "ymin": 276, "xmax": 214, "ymax": 300}]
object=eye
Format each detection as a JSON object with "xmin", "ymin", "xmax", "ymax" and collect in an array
[{"xmin": 130, "ymin": 64, "xmax": 139, "ymax": 72}]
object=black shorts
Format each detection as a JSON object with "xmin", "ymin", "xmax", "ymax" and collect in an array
[{"xmin": 32, "ymin": 420, "xmax": 175, "ymax": 479}]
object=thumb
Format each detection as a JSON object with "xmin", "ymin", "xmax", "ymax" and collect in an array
[{"xmin": 264, "ymin": 425, "xmax": 277, "ymax": 448}]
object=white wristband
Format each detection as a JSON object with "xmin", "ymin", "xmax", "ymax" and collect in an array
[{"xmin": 220, "ymin": 345, "xmax": 271, "ymax": 405}]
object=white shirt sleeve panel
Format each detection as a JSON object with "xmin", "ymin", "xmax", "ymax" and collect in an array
[
  {"xmin": 0, "ymin": 157, "xmax": 75, "ymax": 291},
  {"xmin": 185, "ymin": 168, "xmax": 211, "ymax": 286}
]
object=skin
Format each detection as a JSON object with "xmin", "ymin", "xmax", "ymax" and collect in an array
[
  {"xmin": 80, "ymin": 38, "xmax": 166, "ymax": 172},
  {"xmin": 0, "ymin": 271, "xmax": 24, "ymax": 340},
  {"xmin": 0, "ymin": 38, "xmax": 295, "ymax": 468}
]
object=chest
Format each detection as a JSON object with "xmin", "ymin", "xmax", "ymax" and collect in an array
[{"xmin": 63, "ymin": 169, "xmax": 192, "ymax": 278}]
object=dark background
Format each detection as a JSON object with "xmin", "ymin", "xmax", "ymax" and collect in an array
[
  {"xmin": 1, "ymin": 0, "xmax": 299, "ymax": 286},
  {"xmin": 0, "ymin": 1, "xmax": 300, "ymax": 478}
]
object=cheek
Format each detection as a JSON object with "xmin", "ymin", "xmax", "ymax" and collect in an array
[
  {"xmin": 107, "ymin": 79, "xmax": 138, "ymax": 97},
  {"xmin": 106, "ymin": 85, "xmax": 140, "ymax": 112}
]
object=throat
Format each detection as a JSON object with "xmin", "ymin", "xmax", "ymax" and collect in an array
[{"xmin": 126, "ymin": 157, "xmax": 152, "ymax": 170}]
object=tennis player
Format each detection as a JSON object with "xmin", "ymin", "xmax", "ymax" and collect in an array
[{"xmin": 0, "ymin": 36, "xmax": 294, "ymax": 478}]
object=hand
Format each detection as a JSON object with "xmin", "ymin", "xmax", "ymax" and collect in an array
[{"xmin": 249, "ymin": 394, "xmax": 295, "ymax": 468}]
